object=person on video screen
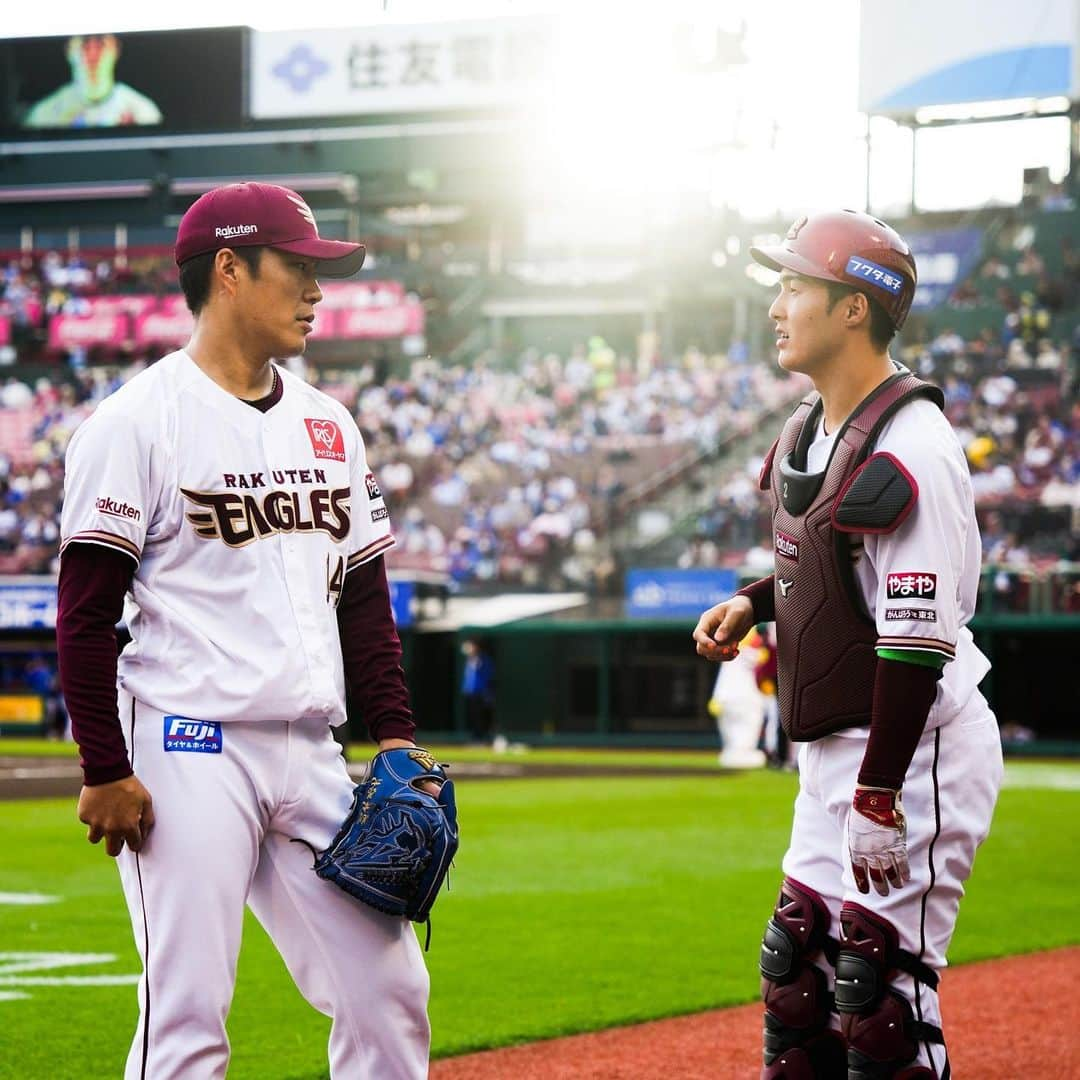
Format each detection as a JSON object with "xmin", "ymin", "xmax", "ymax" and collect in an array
[{"xmin": 23, "ymin": 34, "xmax": 163, "ymax": 129}]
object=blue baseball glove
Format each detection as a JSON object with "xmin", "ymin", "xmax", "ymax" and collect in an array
[{"xmin": 311, "ymin": 748, "xmax": 458, "ymax": 928}]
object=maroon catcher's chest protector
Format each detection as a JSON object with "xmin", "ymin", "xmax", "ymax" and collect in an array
[{"xmin": 761, "ymin": 371, "xmax": 944, "ymax": 741}]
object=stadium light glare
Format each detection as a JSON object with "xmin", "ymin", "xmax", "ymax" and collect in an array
[{"xmin": 518, "ymin": 8, "xmax": 745, "ymax": 213}]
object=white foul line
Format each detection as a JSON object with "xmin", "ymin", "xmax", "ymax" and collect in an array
[{"xmin": 0, "ymin": 953, "xmax": 140, "ymax": 997}]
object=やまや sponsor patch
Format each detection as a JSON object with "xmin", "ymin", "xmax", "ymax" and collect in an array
[
  {"xmin": 163, "ymin": 716, "xmax": 222, "ymax": 754},
  {"xmin": 304, "ymin": 418, "xmax": 346, "ymax": 462},
  {"xmin": 886, "ymin": 572, "xmax": 936, "ymax": 600}
]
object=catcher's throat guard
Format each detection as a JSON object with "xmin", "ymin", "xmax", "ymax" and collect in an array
[{"xmin": 303, "ymin": 748, "xmax": 458, "ymax": 937}]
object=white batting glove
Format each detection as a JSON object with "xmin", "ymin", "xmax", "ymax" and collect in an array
[{"xmin": 848, "ymin": 787, "xmax": 910, "ymax": 896}]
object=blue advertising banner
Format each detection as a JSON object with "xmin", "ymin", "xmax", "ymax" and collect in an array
[
  {"xmin": 0, "ymin": 578, "xmax": 57, "ymax": 629},
  {"xmin": 388, "ymin": 578, "xmax": 415, "ymax": 628},
  {"xmin": 907, "ymin": 228, "xmax": 984, "ymax": 312},
  {"xmin": 0, "ymin": 576, "xmax": 419, "ymax": 631},
  {"xmin": 625, "ymin": 568, "xmax": 739, "ymax": 618}
]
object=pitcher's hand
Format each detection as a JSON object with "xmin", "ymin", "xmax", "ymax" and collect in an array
[
  {"xmin": 378, "ymin": 737, "xmax": 443, "ymax": 796},
  {"xmin": 78, "ymin": 775, "xmax": 155, "ymax": 857}
]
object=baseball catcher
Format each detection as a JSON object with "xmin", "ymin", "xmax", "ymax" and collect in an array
[
  {"xmin": 301, "ymin": 747, "xmax": 458, "ymax": 942},
  {"xmin": 694, "ymin": 210, "xmax": 1003, "ymax": 1079}
]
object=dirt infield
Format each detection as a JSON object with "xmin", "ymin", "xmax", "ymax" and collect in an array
[
  {"xmin": 0, "ymin": 756, "xmax": 84, "ymax": 799},
  {"xmin": 431, "ymin": 946, "xmax": 1079, "ymax": 1079}
]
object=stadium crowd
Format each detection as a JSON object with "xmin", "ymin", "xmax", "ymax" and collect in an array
[
  {"xmin": 1, "ymin": 250, "xmax": 175, "ymax": 349},
  {"xmin": 0, "ymin": 232, "xmax": 1076, "ymax": 600},
  {"xmin": 0, "ymin": 338, "xmax": 799, "ymax": 588}
]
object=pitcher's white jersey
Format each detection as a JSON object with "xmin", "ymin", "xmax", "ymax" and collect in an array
[{"xmin": 60, "ymin": 349, "xmax": 393, "ymax": 726}]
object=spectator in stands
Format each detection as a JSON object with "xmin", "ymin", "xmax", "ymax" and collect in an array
[
  {"xmin": 1017, "ymin": 245, "xmax": 1045, "ymax": 277},
  {"xmin": 969, "ymin": 447, "xmax": 1017, "ymax": 501},
  {"xmin": 930, "ymin": 327, "xmax": 965, "ymax": 360},
  {"xmin": 1006, "ymin": 338, "xmax": 1034, "ymax": 369},
  {"xmin": 678, "ymin": 532, "xmax": 721, "ymax": 569},
  {"xmin": 1035, "ymin": 339, "xmax": 1063, "ymax": 371},
  {"xmin": 1007, "ymin": 292, "xmax": 1052, "ymax": 347},
  {"xmin": 1022, "ymin": 415, "xmax": 1064, "ymax": 484}
]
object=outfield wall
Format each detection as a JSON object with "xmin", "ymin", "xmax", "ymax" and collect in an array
[
  {"xmin": 1, "ymin": 600, "xmax": 1076, "ymax": 750},
  {"xmin": 417, "ymin": 614, "xmax": 1079, "ymax": 754}
]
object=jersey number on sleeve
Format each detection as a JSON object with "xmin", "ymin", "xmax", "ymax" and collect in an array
[{"xmin": 326, "ymin": 554, "xmax": 345, "ymax": 608}]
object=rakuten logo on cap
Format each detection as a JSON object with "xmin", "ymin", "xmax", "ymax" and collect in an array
[{"xmin": 214, "ymin": 224, "xmax": 258, "ymax": 239}]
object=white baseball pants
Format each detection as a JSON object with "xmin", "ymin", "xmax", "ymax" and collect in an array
[
  {"xmin": 115, "ymin": 691, "xmax": 430, "ymax": 1080},
  {"xmin": 781, "ymin": 695, "xmax": 1003, "ymax": 1075}
]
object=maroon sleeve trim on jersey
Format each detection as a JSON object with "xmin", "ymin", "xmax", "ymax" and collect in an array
[
  {"xmin": 336, "ymin": 554, "xmax": 416, "ymax": 744},
  {"xmin": 60, "ymin": 531, "xmax": 141, "ymax": 566},
  {"xmin": 56, "ymin": 542, "xmax": 136, "ymax": 786},
  {"xmin": 857, "ymin": 657, "xmax": 941, "ymax": 791},
  {"xmin": 346, "ymin": 533, "xmax": 396, "ymax": 571}
]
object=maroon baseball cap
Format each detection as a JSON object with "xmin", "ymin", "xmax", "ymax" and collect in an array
[{"xmin": 175, "ymin": 182, "xmax": 365, "ymax": 278}]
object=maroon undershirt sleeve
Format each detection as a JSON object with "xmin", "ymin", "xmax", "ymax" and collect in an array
[
  {"xmin": 735, "ymin": 574, "xmax": 775, "ymax": 624},
  {"xmin": 56, "ymin": 543, "xmax": 136, "ymax": 786},
  {"xmin": 857, "ymin": 658, "xmax": 941, "ymax": 790},
  {"xmin": 336, "ymin": 554, "xmax": 416, "ymax": 744}
]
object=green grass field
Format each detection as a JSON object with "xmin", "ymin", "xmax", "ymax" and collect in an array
[{"xmin": 1, "ymin": 760, "xmax": 1078, "ymax": 1079}]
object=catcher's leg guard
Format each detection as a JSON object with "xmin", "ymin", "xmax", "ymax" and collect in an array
[
  {"xmin": 759, "ymin": 878, "xmax": 846, "ymax": 1079},
  {"xmin": 835, "ymin": 903, "xmax": 945, "ymax": 1079}
]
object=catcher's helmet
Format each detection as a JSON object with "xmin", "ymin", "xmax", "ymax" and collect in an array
[{"xmin": 750, "ymin": 210, "xmax": 917, "ymax": 330}]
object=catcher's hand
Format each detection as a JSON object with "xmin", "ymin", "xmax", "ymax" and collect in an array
[
  {"xmin": 693, "ymin": 594, "xmax": 754, "ymax": 662},
  {"xmin": 309, "ymin": 747, "xmax": 458, "ymax": 925},
  {"xmin": 848, "ymin": 786, "xmax": 910, "ymax": 896}
]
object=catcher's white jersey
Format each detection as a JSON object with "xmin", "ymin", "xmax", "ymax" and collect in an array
[
  {"xmin": 60, "ymin": 349, "xmax": 393, "ymax": 727},
  {"xmin": 805, "ymin": 396, "xmax": 990, "ymax": 731}
]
